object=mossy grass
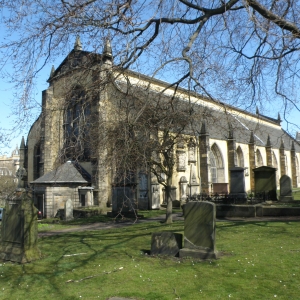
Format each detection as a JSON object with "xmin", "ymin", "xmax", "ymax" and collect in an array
[{"xmin": 1, "ymin": 218, "xmax": 300, "ymax": 299}]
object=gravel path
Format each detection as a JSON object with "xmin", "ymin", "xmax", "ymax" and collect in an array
[{"xmin": 38, "ymin": 213, "xmax": 300, "ymax": 237}]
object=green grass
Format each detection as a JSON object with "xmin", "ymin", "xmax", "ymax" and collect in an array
[
  {"xmin": 37, "ymin": 209, "xmax": 171, "ymax": 232},
  {"xmin": 1, "ymin": 219, "xmax": 300, "ymax": 299},
  {"xmin": 292, "ymin": 188, "xmax": 300, "ymax": 200}
]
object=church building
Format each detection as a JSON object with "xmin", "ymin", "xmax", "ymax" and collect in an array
[{"xmin": 19, "ymin": 38, "xmax": 300, "ymax": 218}]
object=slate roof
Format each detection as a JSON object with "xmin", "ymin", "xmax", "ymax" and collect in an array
[
  {"xmin": 43, "ymin": 45, "xmax": 300, "ymax": 156},
  {"xmin": 113, "ymin": 79, "xmax": 300, "ymax": 152},
  {"xmin": 202, "ymin": 108, "xmax": 300, "ymax": 152},
  {"xmin": 31, "ymin": 161, "xmax": 91, "ymax": 184}
]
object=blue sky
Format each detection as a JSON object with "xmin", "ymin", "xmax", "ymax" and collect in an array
[{"xmin": 0, "ymin": 37, "xmax": 299, "ymax": 155}]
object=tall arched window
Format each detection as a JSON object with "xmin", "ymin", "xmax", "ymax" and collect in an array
[
  {"xmin": 236, "ymin": 146, "xmax": 244, "ymax": 167},
  {"xmin": 272, "ymin": 151, "xmax": 279, "ymax": 185},
  {"xmin": 210, "ymin": 152, "xmax": 217, "ymax": 183},
  {"xmin": 210, "ymin": 143, "xmax": 225, "ymax": 183},
  {"xmin": 296, "ymin": 156, "xmax": 300, "ymax": 187},
  {"xmin": 256, "ymin": 149, "xmax": 264, "ymax": 167},
  {"xmin": 33, "ymin": 143, "xmax": 41, "ymax": 180},
  {"xmin": 64, "ymin": 87, "xmax": 91, "ymax": 161}
]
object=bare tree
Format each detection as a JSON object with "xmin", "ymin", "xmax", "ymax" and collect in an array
[
  {"xmin": 101, "ymin": 69, "xmax": 212, "ymax": 223},
  {"xmin": 1, "ymin": 1, "xmax": 300, "ymax": 219},
  {"xmin": 0, "ymin": 175, "xmax": 17, "ymax": 206},
  {"xmin": 1, "ymin": 0, "xmax": 300, "ymax": 134}
]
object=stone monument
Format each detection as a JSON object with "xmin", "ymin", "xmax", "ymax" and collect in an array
[
  {"xmin": 151, "ymin": 232, "xmax": 183, "ymax": 257},
  {"xmin": 229, "ymin": 167, "xmax": 247, "ymax": 202},
  {"xmin": 253, "ymin": 166, "xmax": 277, "ymax": 200},
  {"xmin": 64, "ymin": 198, "xmax": 74, "ymax": 221},
  {"xmin": 0, "ymin": 191, "xmax": 40, "ymax": 263},
  {"xmin": 279, "ymin": 175, "xmax": 294, "ymax": 202},
  {"xmin": 112, "ymin": 185, "xmax": 137, "ymax": 216},
  {"xmin": 179, "ymin": 201, "xmax": 218, "ymax": 259},
  {"xmin": 150, "ymin": 181, "xmax": 160, "ymax": 209},
  {"xmin": 179, "ymin": 176, "xmax": 188, "ymax": 205}
]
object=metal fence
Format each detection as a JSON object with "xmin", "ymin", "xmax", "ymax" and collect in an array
[{"xmin": 185, "ymin": 192, "xmax": 272, "ymax": 204}]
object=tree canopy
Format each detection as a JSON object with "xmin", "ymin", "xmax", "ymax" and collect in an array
[{"xmin": 1, "ymin": 0, "xmax": 300, "ymax": 134}]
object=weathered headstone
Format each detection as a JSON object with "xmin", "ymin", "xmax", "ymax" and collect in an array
[
  {"xmin": 212, "ymin": 183, "xmax": 228, "ymax": 194},
  {"xmin": 0, "ymin": 191, "xmax": 40, "ymax": 263},
  {"xmin": 179, "ymin": 201, "xmax": 218, "ymax": 259},
  {"xmin": 179, "ymin": 176, "xmax": 188, "ymax": 205},
  {"xmin": 138, "ymin": 172, "xmax": 149, "ymax": 210},
  {"xmin": 150, "ymin": 182, "xmax": 160, "ymax": 209},
  {"xmin": 151, "ymin": 232, "xmax": 182, "ymax": 256},
  {"xmin": 112, "ymin": 186, "xmax": 137, "ymax": 215},
  {"xmin": 188, "ymin": 164, "xmax": 199, "ymax": 196},
  {"xmin": 229, "ymin": 167, "xmax": 247, "ymax": 202},
  {"xmin": 279, "ymin": 175, "xmax": 294, "ymax": 202},
  {"xmin": 64, "ymin": 198, "xmax": 73, "ymax": 221},
  {"xmin": 253, "ymin": 166, "xmax": 277, "ymax": 200}
]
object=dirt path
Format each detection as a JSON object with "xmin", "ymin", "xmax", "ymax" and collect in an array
[{"xmin": 38, "ymin": 213, "xmax": 300, "ymax": 237}]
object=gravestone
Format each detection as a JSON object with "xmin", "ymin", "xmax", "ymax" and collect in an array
[
  {"xmin": 64, "ymin": 198, "xmax": 73, "ymax": 221},
  {"xmin": 188, "ymin": 164, "xmax": 199, "ymax": 196},
  {"xmin": 229, "ymin": 167, "xmax": 247, "ymax": 202},
  {"xmin": 179, "ymin": 176, "xmax": 188, "ymax": 205},
  {"xmin": 138, "ymin": 172, "xmax": 149, "ymax": 210},
  {"xmin": 150, "ymin": 182, "xmax": 160, "ymax": 209},
  {"xmin": 279, "ymin": 175, "xmax": 294, "ymax": 202},
  {"xmin": 212, "ymin": 183, "xmax": 228, "ymax": 194},
  {"xmin": 112, "ymin": 186, "xmax": 137, "ymax": 215},
  {"xmin": 151, "ymin": 232, "xmax": 183, "ymax": 256},
  {"xmin": 253, "ymin": 166, "xmax": 277, "ymax": 200},
  {"xmin": 179, "ymin": 201, "xmax": 218, "ymax": 259},
  {"xmin": 0, "ymin": 191, "xmax": 40, "ymax": 263}
]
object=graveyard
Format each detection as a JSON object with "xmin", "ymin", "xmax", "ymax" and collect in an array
[
  {"xmin": 0, "ymin": 205, "xmax": 300, "ymax": 299},
  {"xmin": 0, "ymin": 175, "xmax": 300, "ymax": 299}
]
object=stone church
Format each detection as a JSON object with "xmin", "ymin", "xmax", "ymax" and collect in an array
[{"xmin": 19, "ymin": 38, "xmax": 300, "ymax": 218}]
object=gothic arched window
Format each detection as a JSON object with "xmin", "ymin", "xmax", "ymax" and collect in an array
[
  {"xmin": 236, "ymin": 146, "xmax": 244, "ymax": 167},
  {"xmin": 210, "ymin": 143, "xmax": 225, "ymax": 183},
  {"xmin": 64, "ymin": 87, "xmax": 91, "ymax": 160},
  {"xmin": 256, "ymin": 149, "xmax": 264, "ymax": 167},
  {"xmin": 272, "ymin": 151, "xmax": 279, "ymax": 185},
  {"xmin": 33, "ymin": 143, "xmax": 41, "ymax": 180},
  {"xmin": 296, "ymin": 156, "xmax": 300, "ymax": 187}
]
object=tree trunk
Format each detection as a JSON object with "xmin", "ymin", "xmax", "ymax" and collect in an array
[{"xmin": 165, "ymin": 177, "xmax": 173, "ymax": 224}]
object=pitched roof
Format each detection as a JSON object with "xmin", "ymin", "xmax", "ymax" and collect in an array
[{"xmin": 31, "ymin": 161, "xmax": 91, "ymax": 184}]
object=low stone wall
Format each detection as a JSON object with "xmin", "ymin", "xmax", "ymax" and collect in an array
[
  {"xmin": 216, "ymin": 205, "xmax": 256, "ymax": 218},
  {"xmin": 216, "ymin": 204, "xmax": 300, "ymax": 218},
  {"xmin": 258, "ymin": 207, "xmax": 300, "ymax": 217}
]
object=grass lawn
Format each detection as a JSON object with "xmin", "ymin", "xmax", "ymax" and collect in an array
[
  {"xmin": 0, "ymin": 216, "xmax": 300, "ymax": 300},
  {"xmin": 292, "ymin": 188, "xmax": 300, "ymax": 200}
]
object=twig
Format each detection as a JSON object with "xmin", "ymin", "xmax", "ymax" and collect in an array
[
  {"xmin": 63, "ymin": 253, "xmax": 87, "ymax": 257},
  {"xmin": 66, "ymin": 267, "xmax": 124, "ymax": 283}
]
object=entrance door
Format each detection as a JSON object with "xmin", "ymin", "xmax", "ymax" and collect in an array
[{"xmin": 37, "ymin": 194, "xmax": 44, "ymax": 218}]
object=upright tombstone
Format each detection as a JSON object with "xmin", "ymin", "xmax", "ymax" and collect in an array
[
  {"xmin": 137, "ymin": 172, "xmax": 149, "ymax": 210},
  {"xmin": 150, "ymin": 182, "xmax": 160, "ymax": 209},
  {"xmin": 253, "ymin": 166, "xmax": 277, "ymax": 200},
  {"xmin": 179, "ymin": 201, "xmax": 218, "ymax": 259},
  {"xmin": 279, "ymin": 175, "xmax": 294, "ymax": 202},
  {"xmin": 179, "ymin": 176, "xmax": 188, "ymax": 205},
  {"xmin": 112, "ymin": 171, "xmax": 139, "ymax": 215},
  {"xmin": 229, "ymin": 167, "xmax": 247, "ymax": 202},
  {"xmin": 151, "ymin": 232, "xmax": 183, "ymax": 257},
  {"xmin": 0, "ymin": 191, "xmax": 40, "ymax": 263},
  {"xmin": 64, "ymin": 198, "xmax": 74, "ymax": 221},
  {"xmin": 112, "ymin": 186, "xmax": 137, "ymax": 215}
]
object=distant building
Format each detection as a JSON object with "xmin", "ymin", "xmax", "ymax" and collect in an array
[
  {"xmin": 0, "ymin": 146, "xmax": 19, "ymax": 206},
  {"xmin": 0, "ymin": 145, "xmax": 20, "ymax": 179}
]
